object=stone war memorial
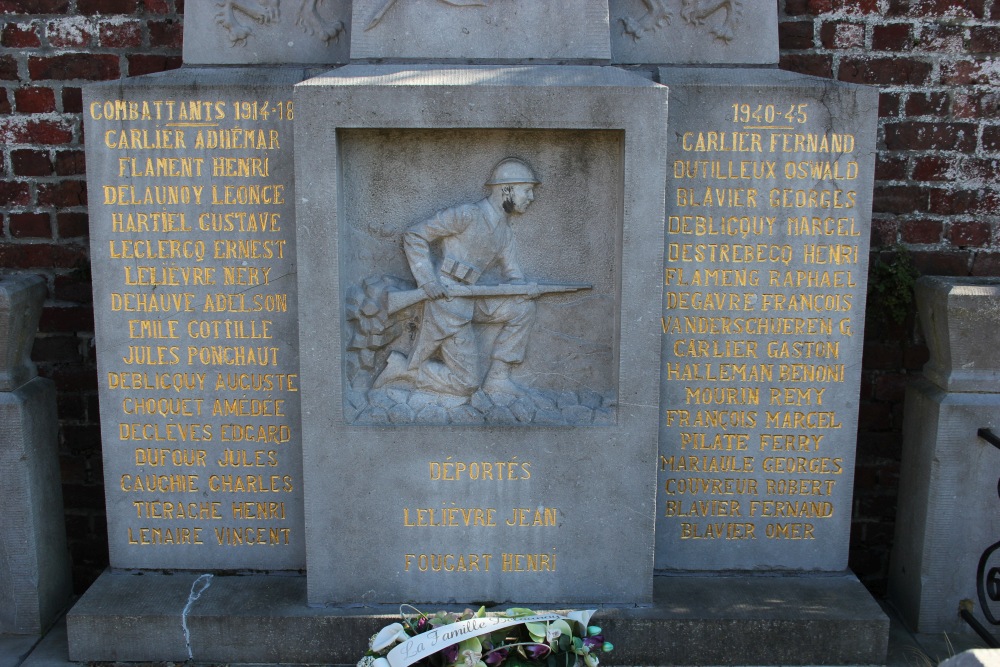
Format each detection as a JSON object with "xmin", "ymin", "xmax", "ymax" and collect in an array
[{"xmin": 67, "ymin": 1, "xmax": 889, "ymax": 664}]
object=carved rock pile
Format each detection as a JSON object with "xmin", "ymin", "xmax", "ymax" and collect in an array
[{"xmin": 346, "ymin": 386, "xmax": 616, "ymax": 426}]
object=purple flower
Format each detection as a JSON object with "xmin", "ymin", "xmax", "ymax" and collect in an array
[
  {"xmin": 442, "ymin": 645, "xmax": 460, "ymax": 664},
  {"xmin": 583, "ymin": 636, "xmax": 603, "ymax": 651},
  {"xmin": 484, "ymin": 648, "xmax": 508, "ymax": 666},
  {"xmin": 525, "ymin": 644, "xmax": 550, "ymax": 660}
]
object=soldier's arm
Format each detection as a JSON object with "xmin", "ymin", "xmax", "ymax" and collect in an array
[{"xmin": 403, "ymin": 206, "xmax": 472, "ymax": 295}]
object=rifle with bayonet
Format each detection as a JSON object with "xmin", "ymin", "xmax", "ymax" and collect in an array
[{"xmin": 387, "ymin": 282, "xmax": 592, "ymax": 316}]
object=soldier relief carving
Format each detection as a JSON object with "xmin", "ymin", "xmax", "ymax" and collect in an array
[
  {"xmin": 622, "ymin": 0, "xmax": 743, "ymax": 43},
  {"xmin": 216, "ymin": 0, "xmax": 345, "ymax": 45},
  {"xmin": 345, "ymin": 159, "xmax": 616, "ymax": 426}
]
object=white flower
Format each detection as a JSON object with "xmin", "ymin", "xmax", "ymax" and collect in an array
[
  {"xmin": 358, "ymin": 655, "xmax": 376, "ymax": 667},
  {"xmin": 545, "ymin": 626, "xmax": 562, "ymax": 643},
  {"xmin": 565, "ymin": 610, "xmax": 594, "ymax": 630},
  {"xmin": 371, "ymin": 622, "xmax": 408, "ymax": 652}
]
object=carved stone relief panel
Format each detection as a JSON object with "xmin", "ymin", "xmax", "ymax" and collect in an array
[
  {"xmin": 184, "ymin": 0, "xmax": 351, "ymax": 65},
  {"xmin": 338, "ymin": 129, "xmax": 622, "ymax": 426},
  {"xmin": 350, "ymin": 0, "xmax": 611, "ymax": 61},
  {"xmin": 609, "ymin": 0, "xmax": 778, "ymax": 65}
]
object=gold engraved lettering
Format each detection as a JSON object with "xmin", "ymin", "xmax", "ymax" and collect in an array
[
  {"xmin": 133, "ymin": 500, "xmax": 221, "ymax": 519},
  {"xmin": 118, "ymin": 422, "xmax": 211, "ymax": 442},
  {"xmin": 231, "ymin": 501, "xmax": 286, "ymax": 520},
  {"xmin": 135, "ymin": 447, "xmax": 207, "ymax": 466},
  {"xmin": 664, "ymin": 409, "xmax": 758, "ymax": 430},
  {"xmin": 502, "ymin": 550, "xmax": 556, "ymax": 572},
  {"xmin": 504, "ymin": 507, "xmax": 558, "ymax": 527},
  {"xmin": 665, "ymin": 499, "xmax": 742, "ymax": 517},
  {"xmin": 403, "ymin": 506, "xmax": 497, "ymax": 528},
  {"xmin": 765, "ymin": 523, "xmax": 816, "ymax": 539},
  {"xmin": 659, "ymin": 455, "xmax": 755, "ymax": 474},
  {"xmin": 128, "ymin": 526, "xmax": 204, "ymax": 545},
  {"xmin": 429, "ymin": 458, "xmax": 531, "ymax": 481},
  {"xmin": 214, "ymin": 527, "xmax": 291, "ymax": 545},
  {"xmin": 207, "ymin": 474, "xmax": 293, "ymax": 493},
  {"xmin": 404, "ymin": 553, "xmax": 492, "ymax": 573},
  {"xmin": 759, "ymin": 433, "xmax": 824, "ymax": 451},
  {"xmin": 678, "ymin": 432, "xmax": 750, "ymax": 450},
  {"xmin": 220, "ymin": 423, "xmax": 292, "ymax": 443},
  {"xmin": 680, "ymin": 522, "xmax": 756, "ymax": 540},
  {"xmin": 216, "ymin": 448, "xmax": 279, "ymax": 467},
  {"xmin": 120, "ymin": 473, "xmax": 200, "ymax": 493},
  {"xmin": 664, "ymin": 477, "xmax": 758, "ymax": 496}
]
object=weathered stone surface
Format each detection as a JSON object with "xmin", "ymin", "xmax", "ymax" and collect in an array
[
  {"xmin": 0, "ymin": 275, "xmax": 46, "ymax": 392},
  {"xmin": 84, "ymin": 68, "xmax": 310, "ymax": 571},
  {"xmin": 67, "ymin": 570, "xmax": 887, "ymax": 665},
  {"xmin": 889, "ymin": 379, "xmax": 1000, "ymax": 633},
  {"xmin": 295, "ymin": 65, "xmax": 667, "ymax": 604},
  {"xmin": 0, "ymin": 378, "xmax": 72, "ymax": 635},
  {"xmin": 610, "ymin": 0, "xmax": 778, "ymax": 66},
  {"xmin": 350, "ymin": 0, "xmax": 610, "ymax": 62},
  {"xmin": 655, "ymin": 67, "xmax": 878, "ymax": 572},
  {"xmin": 183, "ymin": 1, "xmax": 351, "ymax": 66},
  {"xmin": 916, "ymin": 277, "xmax": 1000, "ymax": 393}
]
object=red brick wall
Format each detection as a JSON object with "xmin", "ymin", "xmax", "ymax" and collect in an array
[
  {"xmin": 1, "ymin": 0, "xmax": 997, "ymax": 595},
  {"xmin": 0, "ymin": 0, "xmax": 183, "ymax": 590},
  {"xmin": 779, "ymin": 0, "xmax": 1000, "ymax": 595}
]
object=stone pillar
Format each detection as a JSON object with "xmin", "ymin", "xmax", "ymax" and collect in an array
[
  {"xmin": 890, "ymin": 276, "xmax": 1000, "ymax": 633},
  {"xmin": 0, "ymin": 274, "xmax": 72, "ymax": 635}
]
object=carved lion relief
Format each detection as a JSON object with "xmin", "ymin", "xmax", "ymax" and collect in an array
[{"xmin": 216, "ymin": 0, "xmax": 345, "ymax": 46}]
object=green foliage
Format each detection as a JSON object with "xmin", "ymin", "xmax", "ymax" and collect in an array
[{"xmin": 871, "ymin": 246, "xmax": 919, "ymax": 325}]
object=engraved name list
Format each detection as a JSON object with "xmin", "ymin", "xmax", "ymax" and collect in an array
[
  {"xmin": 657, "ymin": 87, "xmax": 872, "ymax": 571},
  {"xmin": 86, "ymin": 89, "xmax": 305, "ymax": 570}
]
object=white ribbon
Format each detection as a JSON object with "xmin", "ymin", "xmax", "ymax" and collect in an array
[{"xmin": 383, "ymin": 612, "xmax": 592, "ymax": 667}]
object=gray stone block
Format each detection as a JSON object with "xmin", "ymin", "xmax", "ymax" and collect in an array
[
  {"xmin": 655, "ymin": 67, "xmax": 879, "ymax": 572},
  {"xmin": 294, "ymin": 65, "xmax": 667, "ymax": 605},
  {"xmin": 889, "ymin": 379, "xmax": 1000, "ymax": 633},
  {"xmin": 610, "ymin": 0, "xmax": 778, "ymax": 66},
  {"xmin": 350, "ymin": 0, "xmax": 610, "ymax": 62},
  {"xmin": 0, "ymin": 275, "xmax": 46, "ymax": 392},
  {"xmin": 183, "ymin": 1, "xmax": 351, "ymax": 65},
  {"xmin": 66, "ymin": 570, "xmax": 887, "ymax": 665},
  {"xmin": 0, "ymin": 378, "xmax": 72, "ymax": 635},
  {"xmin": 916, "ymin": 276, "xmax": 1000, "ymax": 393},
  {"xmin": 84, "ymin": 68, "xmax": 311, "ymax": 571}
]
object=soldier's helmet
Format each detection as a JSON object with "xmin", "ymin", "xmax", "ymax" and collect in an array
[{"xmin": 485, "ymin": 158, "xmax": 540, "ymax": 187}]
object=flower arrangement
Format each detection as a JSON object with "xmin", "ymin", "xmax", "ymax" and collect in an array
[{"xmin": 358, "ymin": 607, "xmax": 613, "ymax": 667}]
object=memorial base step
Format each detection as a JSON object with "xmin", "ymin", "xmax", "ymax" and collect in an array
[{"xmin": 66, "ymin": 571, "xmax": 887, "ymax": 665}]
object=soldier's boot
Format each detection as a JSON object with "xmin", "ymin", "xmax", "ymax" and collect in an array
[
  {"xmin": 481, "ymin": 360, "xmax": 526, "ymax": 396},
  {"xmin": 373, "ymin": 350, "xmax": 415, "ymax": 389}
]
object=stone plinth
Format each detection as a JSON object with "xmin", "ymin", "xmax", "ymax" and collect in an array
[
  {"xmin": 0, "ymin": 275, "xmax": 47, "ymax": 392},
  {"xmin": 294, "ymin": 65, "xmax": 667, "ymax": 605},
  {"xmin": 0, "ymin": 275, "xmax": 72, "ymax": 635},
  {"xmin": 66, "ymin": 570, "xmax": 888, "ymax": 665},
  {"xmin": 655, "ymin": 67, "xmax": 878, "ymax": 572},
  {"xmin": 916, "ymin": 277, "xmax": 1000, "ymax": 393},
  {"xmin": 889, "ymin": 277, "xmax": 1000, "ymax": 633},
  {"xmin": 889, "ymin": 379, "xmax": 1000, "ymax": 633}
]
